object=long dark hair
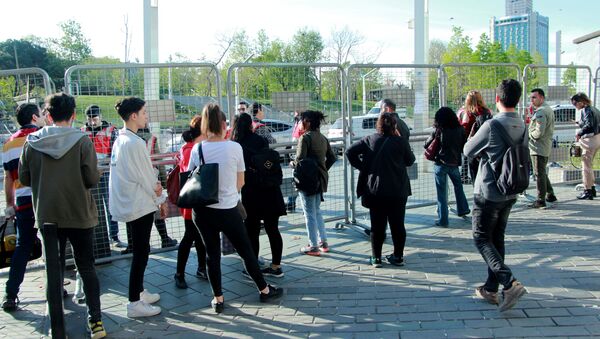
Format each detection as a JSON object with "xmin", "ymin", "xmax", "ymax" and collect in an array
[
  {"xmin": 231, "ymin": 113, "xmax": 253, "ymax": 141},
  {"xmin": 376, "ymin": 113, "xmax": 397, "ymax": 135},
  {"xmin": 434, "ymin": 107, "xmax": 460, "ymax": 129}
]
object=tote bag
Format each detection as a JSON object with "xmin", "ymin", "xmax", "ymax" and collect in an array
[{"xmin": 177, "ymin": 145, "xmax": 219, "ymax": 208}]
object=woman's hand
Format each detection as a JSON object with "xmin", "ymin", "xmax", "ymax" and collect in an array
[{"xmin": 154, "ymin": 182, "xmax": 162, "ymax": 197}]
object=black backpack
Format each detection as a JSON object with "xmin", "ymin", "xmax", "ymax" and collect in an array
[
  {"xmin": 293, "ymin": 134, "xmax": 321, "ymax": 195},
  {"xmin": 249, "ymin": 147, "xmax": 283, "ymax": 188},
  {"xmin": 490, "ymin": 120, "xmax": 530, "ymax": 195}
]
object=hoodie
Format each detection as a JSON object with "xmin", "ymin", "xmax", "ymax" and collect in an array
[{"xmin": 19, "ymin": 126, "xmax": 100, "ymax": 229}]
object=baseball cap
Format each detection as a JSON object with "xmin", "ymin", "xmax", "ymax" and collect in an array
[{"xmin": 85, "ymin": 105, "xmax": 101, "ymax": 117}]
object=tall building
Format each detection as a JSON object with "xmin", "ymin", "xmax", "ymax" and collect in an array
[{"xmin": 491, "ymin": 0, "xmax": 549, "ymax": 63}]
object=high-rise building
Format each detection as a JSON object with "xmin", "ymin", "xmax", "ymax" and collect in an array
[{"xmin": 491, "ymin": 0, "xmax": 549, "ymax": 63}]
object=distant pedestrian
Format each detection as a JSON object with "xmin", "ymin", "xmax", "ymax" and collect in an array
[
  {"xmin": 464, "ymin": 79, "xmax": 528, "ymax": 312},
  {"xmin": 250, "ymin": 102, "xmax": 276, "ymax": 144},
  {"xmin": 571, "ymin": 92, "xmax": 600, "ymax": 200}
]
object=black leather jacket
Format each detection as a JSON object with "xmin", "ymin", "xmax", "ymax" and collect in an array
[
  {"xmin": 577, "ymin": 106, "xmax": 600, "ymax": 137},
  {"xmin": 424, "ymin": 126, "xmax": 465, "ymax": 166}
]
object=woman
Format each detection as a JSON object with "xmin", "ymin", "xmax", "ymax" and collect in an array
[
  {"xmin": 346, "ymin": 113, "xmax": 415, "ymax": 267},
  {"xmin": 189, "ymin": 103, "xmax": 282, "ymax": 313},
  {"xmin": 462, "ymin": 90, "xmax": 493, "ymax": 182},
  {"xmin": 174, "ymin": 115, "xmax": 208, "ymax": 289},
  {"xmin": 231, "ymin": 113, "xmax": 286, "ymax": 277},
  {"xmin": 287, "ymin": 111, "xmax": 304, "ymax": 212},
  {"xmin": 424, "ymin": 107, "xmax": 470, "ymax": 227},
  {"xmin": 292, "ymin": 110, "xmax": 337, "ymax": 256},
  {"xmin": 572, "ymin": 93, "xmax": 600, "ymax": 200},
  {"xmin": 250, "ymin": 102, "xmax": 276, "ymax": 144}
]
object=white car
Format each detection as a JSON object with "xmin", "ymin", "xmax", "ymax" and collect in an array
[
  {"xmin": 262, "ymin": 119, "xmax": 294, "ymax": 144},
  {"xmin": 551, "ymin": 104, "xmax": 577, "ymax": 145},
  {"xmin": 328, "ymin": 115, "xmax": 379, "ymax": 142}
]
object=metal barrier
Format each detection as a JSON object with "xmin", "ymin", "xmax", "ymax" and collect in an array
[
  {"xmin": 594, "ymin": 67, "xmax": 600, "ymax": 110},
  {"xmin": 523, "ymin": 64, "xmax": 592, "ymax": 109},
  {"xmin": 64, "ymin": 62, "xmax": 221, "ymax": 261},
  {"xmin": 226, "ymin": 62, "xmax": 348, "ymax": 228}
]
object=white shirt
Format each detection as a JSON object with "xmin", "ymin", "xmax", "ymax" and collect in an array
[{"xmin": 189, "ymin": 140, "xmax": 245, "ymax": 209}]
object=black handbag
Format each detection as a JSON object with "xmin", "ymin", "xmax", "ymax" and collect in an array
[
  {"xmin": 177, "ymin": 144, "xmax": 219, "ymax": 208},
  {"xmin": 0, "ymin": 219, "xmax": 43, "ymax": 269}
]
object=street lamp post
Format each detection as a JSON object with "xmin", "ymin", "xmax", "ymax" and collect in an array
[
  {"xmin": 362, "ymin": 68, "xmax": 378, "ymax": 115},
  {"xmin": 235, "ymin": 54, "xmax": 254, "ymax": 107}
]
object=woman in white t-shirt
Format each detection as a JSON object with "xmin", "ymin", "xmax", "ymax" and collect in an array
[{"xmin": 188, "ymin": 104, "xmax": 283, "ymax": 313}]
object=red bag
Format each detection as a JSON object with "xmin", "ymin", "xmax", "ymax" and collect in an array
[
  {"xmin": 424, "ymin": 130, "xmax": 441, "ymax": 161},
  {"xmin": 166, "ymin": 164, "xmax": 181, "ymax": 205}
]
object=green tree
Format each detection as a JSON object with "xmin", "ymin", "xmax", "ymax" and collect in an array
[
  {"xmin": 50, "ymin": 20, "xmax": 92, "ymax": 63},
  {"xmin": 428, "ymin": 39, "xmax": 447, "ymax": 64},
  {"xmin": 562, "ymin": 62, "xmax": 577, "ymax": 95}
]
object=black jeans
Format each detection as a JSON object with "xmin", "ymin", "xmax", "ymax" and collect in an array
[
  {"xmin": 531, "ymin": 155, "xmax": 554, "ymax": 201},
  {"xmin": 472, "ymin": 195, "xmax": 516, "ymax": 292},
  {"xmin": 53, "ymin": 227, "xmax": 101, "ymax": 322},
  {"xmin": 125, "ymin": 212, "xmax": 170, "ymax": 247},
  {"xmin": 177, "ymin": 219, "xmax": 206, "ymax": 274},
  {"xmin": 127, "ymin": 212, "xmax": 154, "ymax": 302},
  {"xmin": 245, "ymin": 214, "xmax": 283, "ymax": 265},
  {"xmin": 368, "ymin": 196, "xmax": 408, "ymax": 259},
  {"xmin": 193, "ymin": 206, "xmax": 267, "ymax": 297}
]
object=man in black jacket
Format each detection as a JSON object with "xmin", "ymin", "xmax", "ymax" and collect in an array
[{"xmin": 381, "ymin": 99, "xmax": 410, "ymax": 140}]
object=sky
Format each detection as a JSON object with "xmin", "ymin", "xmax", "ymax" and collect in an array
[{"xmin": 1, "ymin": 0, "xmax": 598, "ymax": 66}]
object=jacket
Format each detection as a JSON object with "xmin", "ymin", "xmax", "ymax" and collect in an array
[
  {"xmin": 294, "ymin": 130, "xmax": 337, "ymax": 193},
  {"xmin": 463, "ymin": 112, "xmax": 526, "ymax": 202},
  {"xmin": 528, "ymin": 103, "xmax": 555, "ymax": 157},
  {"xmin": 577, "ymin": 106, "xmax": 600, "ymax": 138},
  {"xmin": 109, "ymin": 128, "xmax": 165, "ymax": 223},
  {"xmin": 19, "ymin": 126, "xmax": 99, "ymax": 229},
  {"xmin": 346, "ymin": 133, "xmax": 415, "ymax": 207},
  {"xmin": 179, "ymin": 141, "xmax": 195, "ymax": 220},
  {"xmin": 424, "ymin": 126, "xmax": 465, "ymax": 167},
  {"xmin": 81, "ymin": 121, "xmax": 117, "ymax": 158},
  {"xmin": 390, "ymin": 113, "xmax": 411, "ymax": 139}
]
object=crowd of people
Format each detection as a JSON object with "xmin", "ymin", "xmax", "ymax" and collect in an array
[{"xmin": 1, "ymin": 77, "xmax": 599, "ymax": 338}]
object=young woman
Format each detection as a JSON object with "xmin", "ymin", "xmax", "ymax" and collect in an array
[
  {"xmin": 189, "ymin": 103, "xmax": 282, "ymax": 313},
  {"xmin": 292, "ymin": 110, "xmax": 337, "ymax": 256},
  {"xmin": 109, "ymin": 97, "xmax": 166, "ymax": 318},
  {"xmin": 232, "ymin": 113, "xmax": 286, "ymax": 277},
  {"xmin": 174, "ymin": 115, "xmax": 208, "ymax": 289},
  {"xmin": 346, "ymin": 113, "xmax": 415, "ymax": 267},
  {"xmin": 250, "ymin": 102, "xmax": 276, "ymax": 144},
  {"xmin": 424, "ymin": 107, "xmax": 470, "ymax": 227},
  {"xmin": 460, "ymin": 90, "xmax": 493, "ymax": 182},
  {"xmin": 572, "ymin": 92, "xmax": 600, "ymax": 200}
]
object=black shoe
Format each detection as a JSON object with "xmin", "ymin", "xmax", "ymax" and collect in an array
[
  {"xmin": 161, "ymin": 237, "xmax": 178, "ymax": 248},
  {"xmin": 369, "ymin": 257, "xmax": 383, "ymax": 268},
  {"xmin": 545, "ymin": 194, "xmax": 557, "ymax": 203},
  {"xmin": 1, "ymin": 295, "xmax": 18, "ymax": 312},
  {"xmin": 593, "ymin": 186, "xmax": 597, "ymax": 198},
  {"xmin": 63, "ymin": 289, "xmax": 68, "ymax": 298},
  {"xmin": 174, "ymin": 274, "xmax": 188, "ymax": 289},
  {"xmin": 386, "ymin": 254, "xmax": 405, "ymax": 266},
  {"xmin": 529, "ymin": 200, "xmax": 546, "ymax": 208},
  {"xmin": 121, "ymin": 246, "xmax": 133, "ymax": 255},
  {"xmin": 577, "ymin": 189, "xmax": 594, "ymax": 200},
  {"xmin": 211, "ymin": 299, "xmax": 224, "ymax": 313},
  {"xmin": 261, "ymin": 266, "xmax": 284, "ymax": 278},
  {"xmin": 260, "ymin": 285, "xmax": 283, "ymax": 303},
  {"xmin": 196, "ymin": 268, "xmax": 208, "ymax": 280}
]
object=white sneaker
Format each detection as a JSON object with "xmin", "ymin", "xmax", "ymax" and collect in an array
[
  {"xmin": 140, "ymin": 289, "xmax": 160, "ymax": 304},
  {"xmin": 127, "ymin": 300, "xmax": 161, "ymax": 318}
]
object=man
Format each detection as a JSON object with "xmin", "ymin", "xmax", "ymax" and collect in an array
[
  {"xmin": 237, "ymin": 101, "xmax": 249, "ymax": 114},
  {"xmin": 528, "ymin": 88, "xmax": 556, "ymax": 208},
  {"xmin": 81, "ymin": 105, "xmax": 125, "ymax": 247},
  {"xmin": 380, "ymin": 99, "xmax": 410, "ymax": 140},
  {"xmin": 19, "ymin": 93, "xmax": 106, "ymax": 337},
  {"xmin": 464, "ymin": 79, "xmax": 527, "ymax": 312},
  {"xmin": 1, "ymin": 103, "xmax": 46, "ymax": 311}
]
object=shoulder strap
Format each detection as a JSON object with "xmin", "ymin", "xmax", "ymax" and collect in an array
[
  {"xmin": 490, "ymin": 119, "xmax": 526, "ymax": 146},
  {"xmin": 198, "ymin": 144, "xmax": 206, "ymax": 165}
]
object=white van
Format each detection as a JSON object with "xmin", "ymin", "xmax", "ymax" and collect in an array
[
  {"xmin": 327, "ymin": 115, "xmax": 379, "ymax": 141},
  {"xmin": 367, "ymin": 100, "xmax": 407, "ymax": 119}
]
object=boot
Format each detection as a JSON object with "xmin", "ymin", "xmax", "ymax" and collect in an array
[
  {"xmin": 592, "ymin": 186, "xmax": 597, "ymax": 198},
  {"xmin": 577, "ymin": 189, "xmax": 594, "ymax": 200}
]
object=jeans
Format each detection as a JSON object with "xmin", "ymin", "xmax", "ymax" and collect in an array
[
  {"xmin": 5, "ymin": 205, "xmax": 36, "ymax": 298},
  {"xmin": 193, "ymin": 206, "xmax": 267, "ymax": 297},
  {"xmin": 368, "ymin": 196, "xmax": 408, "ymax": 259},
  {"xmin": 245, "ymin": 214, "xmax": 283, "ymax": 265},
  {"xmin": 298, "ymin": 192, "xmax": 327, "ymax": 247},
  {"xmin": 93, "ymin": 172, "xmax": 119, "ymax": 239},
  {"xmin": 176, "ymin": 219, "xmax": 206, "ymax": 274},
  {"xmin": 127, "ymin": 212, "xmax": 154, "ymax": 302},
  {"xmin": 531, "ymin": 155, "xmax": 554, "ymax": 200},
  {"xmin": 472, "ymin": 195, "xmax": 516, "ymax": 292},
  {"xmin": 434, "ymin": 164, "xmax": 470, "ymax": 225}
]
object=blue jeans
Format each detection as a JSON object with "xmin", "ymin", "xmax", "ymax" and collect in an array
[
  {"xmin": 434, "ymin": 164, "xmax": 470, "ymax": 226},
  {"xmin": 298, "ymin": 192, "xmax": 327, "ymax": 247},
  {"xmin": 94, "ymin": 171, "xmax": 119, "ymax": 238},
  {"xmin": 5, "ymin": 203, "xmax": 36, "ymax": 298}
]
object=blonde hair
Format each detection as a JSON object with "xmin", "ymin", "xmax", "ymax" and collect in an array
[
  {"xmin": 464, "ymin": 90, "xmax": 488, "ymax": 114},
  {"xmin": 200, "ymin": 103, "xmax": 225, "ymax": 136}
]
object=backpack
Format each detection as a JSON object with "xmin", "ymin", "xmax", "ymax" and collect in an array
[
  {"xmin": 249, "ymin": 147, "xmax": 283, "ymax": 188},
  {"xmin": 293, "ymin": 134, "xmax": 321, "ymax": 195},
  {"xmin": 490, "ymin": 120, "xmax": 530, "ymax": 195}
]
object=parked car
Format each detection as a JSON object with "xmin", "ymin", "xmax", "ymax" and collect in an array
[
  {"xmin": 262, "ymin": 118, "xmax": 294, "ymax": 144},
  {"xmin": 367, "ymin": 100, "xmax": 408, "ymax": 119},
  {"xmin": 551, "ymin": 103, "xmax": 577, "ymax": 145},
  {"xmin": 327, "ymin": 115, "xmax": 378, "ymax": 143}
]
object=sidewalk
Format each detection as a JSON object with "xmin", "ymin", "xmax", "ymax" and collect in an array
[{"xmin": 1, "ymin": 184, "xmax": 600, "ymax": 338}]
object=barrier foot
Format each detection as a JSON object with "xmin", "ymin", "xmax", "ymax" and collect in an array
[{"xmin": 335, "ymin": 221, "xmax": 371, "ymax": 237}]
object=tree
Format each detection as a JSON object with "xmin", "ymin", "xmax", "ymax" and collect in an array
[
  {"xmin": 562, "ymin": 62, "xmax": 577, "ymax": 95},
  {"xmin": 289, "ymin": 28, "xmax": 323, "ymax": 63},
  {"xmin": 327, "ymin": 26, "xmax": 365, "ymax": 66},
  {"xmin": 50, "ymin": 20, "xmax": 92, "ymax": 63},
  {"xmin": 428, "ymin": 39, "xmax": 447, "ymax": 64}
]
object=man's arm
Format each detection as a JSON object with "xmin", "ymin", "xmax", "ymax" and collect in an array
[
  {"xmin": 463, "ymin": 121, "xmax": 491, "ymax": 159},
  {"xmin": 528, "ymin": 110, "xmax": 547, "ymax": 140},
  {"xmin": 4, "ymin": 171, "xmax": 14, "ymax": 208}
]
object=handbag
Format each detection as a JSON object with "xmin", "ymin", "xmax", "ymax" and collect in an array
[
  {"xmin": 177, "ymin": 144, "xmax": 219, "ymax": 208},
  {"xmin": 166, "ymin": 162, "xmax": 181, "ymax": 205},
  {"xmin": 366, "ymin": 137, "xmax": 390, "ymax": 196},
  {"xmin": 0, "ymin": 219, "xmax": 43, "ymax": 269},
  {"xmin": 424, "ymin": 129, "xmax": 441, "ymax": 161}
]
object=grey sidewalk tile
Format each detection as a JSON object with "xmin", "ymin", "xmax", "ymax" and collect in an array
[
  {"xmin": 535, "ymin": 325, "xmax": 591, "ymax": 336},
  {"xmin": 420, "ymin": 320, "xmax": 465, "ymax": 330},
  {"xmin": 376, "ymin": 321, "xmax": 421, "ymax": 331},
  {"xmin": 445, "ymin": 328, "xmax": 493, "ymax": 339},
  {"xmin": 463, "ymin": 319, "xmax": 511, "ymax": 328},
  {"xmin": 524, "ymin": 307, "xmax": 571, "ymax": 317},
  {"xmin": 399, "ymin": 329, "xmax": 447, "ymax": 339},
  {"xmin": 552, "ymin": 315, "xmax": 600, "ymax": 326},
  {"xmin": 508, "ymin": 317, "xmax": 556, "ymax": 327},
  {"xmin": 491, "ymin": 326, "xmax": 542, "ymax": 337},
  {"xmin": 332, "ymin": 323, "xmax": 377, "ymax": 332}
]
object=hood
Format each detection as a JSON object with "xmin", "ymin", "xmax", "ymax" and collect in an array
[{"xmin": 26, "ymin": 126, "xmax": 86, "ymax": 159}]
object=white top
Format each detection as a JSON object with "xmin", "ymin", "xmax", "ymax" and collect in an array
[
  {"xmin": 189, "ymin": 140, "xmax": 245, "ymax": 209},
  {"xmin": 109, "ymin": 128, "xmax": 166, "ymax": 222}
]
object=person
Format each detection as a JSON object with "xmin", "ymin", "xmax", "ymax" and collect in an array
[
  {"xmin": 287, "ymin": 110, "xmax": 304, "ymax": 212},
  {"xmin": 231, "ymin": 113, "xmax": 286, "ymax": 278},
  {"xmin": 464, "ymin": 79, "xmax": 527, "ymax": 312},
  {"xmin": 18, "ymin": 93, "xmax": 106, "ymax": 338},
  {"xmin": 1, "ymin": 103, "xmax": 47, "ymax": 312},
  {"xmin": 189, "ymin": 103, "xmax": 282, "ymax": 313},
  {"xmin": 109, "ymin": 97, "xmax": 167, "ymax": 318},
  {"xmin": 250, "ymin": 102, "xmax": 276, "ymax": 144},
  {"xmin": 81, "ymin": 105, "xmax": 125, "ymax": 247},
  {"xmin": 292, "ymin": 110, "xmax": 337, "ymax": 256},
  {"xmin": 174, "ymin": 115, "xmax": 208, "ymax": 289},
  {"xmin": 571, "ymin": 92, "xmax": 600, "ymax": 200},
  {"xmin": 528, "ymin": 88, "xmax": 556, "ymax": 207},
  {"xmin": 237, "ymin": 101, "xmax": 249, "ymax": 114},
  {"xmin": 346, "ymin": 113, "xmax": 415, "ymax": 267},
  {"xmin": 424, "ymin": 107, "xmax": 470, "ymax": 227},
  {"xmin": 380, "ymin": 99, "xmax": 410, "ymax": 139},
  {"xmin": 458, "ymin": 91, "xmax": 492, "ymax": 183}
]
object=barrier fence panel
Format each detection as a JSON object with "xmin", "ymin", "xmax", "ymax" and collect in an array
[
  {"xmin": 226, "ymin": 62, "xmax": 348, "ymax": 229},
  {"xmin": 595, "ymin": 67, "xmax": 600, "ymax": 110},
  {"xmin": 345, "ymin": 64, "xmax": 443, "ymax": 228},
  {"xmin": 523, "ymin": 64, "xmax": 592, "ymax": 186},
  {"xmin": 64, "ymin": 62, "xmax": 221, "ymax": 261}
]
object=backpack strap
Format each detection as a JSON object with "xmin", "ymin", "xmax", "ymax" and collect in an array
[{"xmin": 490, "ymin": 119, "xmax": 527, "ymax": 147}]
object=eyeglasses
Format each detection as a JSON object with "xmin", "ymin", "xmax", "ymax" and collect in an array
[{"xmin": 237, "ymin": 107, "xmax": 247, "ymax": 112}]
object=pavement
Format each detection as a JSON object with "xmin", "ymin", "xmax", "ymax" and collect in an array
[{"xmin": 2, "ymin": 183, "xmax": 600, "ymax": 338}]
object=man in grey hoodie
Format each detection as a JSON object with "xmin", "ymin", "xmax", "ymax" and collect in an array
[{"xmin": 19, "ymin": 93, "xmax": 106, "ymax": 338}]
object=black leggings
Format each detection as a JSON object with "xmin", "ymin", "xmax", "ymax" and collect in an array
[
  {"xmin": 245, "ymin": 214, "xmax": 283, "ymax": 265},
  {"xmin": 177, "ymin": 219, "xmax": 206, "ymax": 274},
  {"xmin": 127, "ymin": 212, "xmax": 154, "ymax": 302},
  {"xmin": 193, "ymin": 206, "xmax": 267, "ymax": 297},
  {"xmin": 368, "ymin": 196, "xmax": 408, "ymax": 259}
]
